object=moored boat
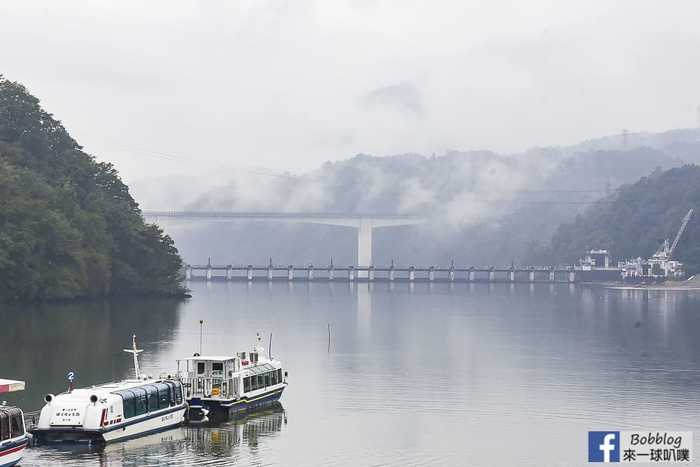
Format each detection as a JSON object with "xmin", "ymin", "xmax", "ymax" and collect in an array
[
  {"xmin": 31, "ymin": 336, "xmax": 187, "ymax": 444},
  {"xmin": 177, "ymin": 333, "xmax": 287, "ymax": 423},
  {"xmin": 0, "ymin": 379, "xmax": 29, "ymax": 467}
]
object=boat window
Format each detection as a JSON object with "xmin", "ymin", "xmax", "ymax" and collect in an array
[
  {"xmin": 133, "ymin": 387, "xmax": 148, "ymax": 416},
  {"xmin": 145, "ymin": 385, "xmax": 158, "ymax": 412},
  {"xmin": 197, "ymin": 362, "xmax": 206, "ymax": 374},
  {"xmin": 174, "ymin": 382, "xmax": 183, "ymax": 404},
  {"xmin": 277, "ymin": 369, "xmax": 282, "ymax": 382},
  {"xmin": 117, "ymin": 390, "xmax": 136, "ymax": 419},
  {"xmin": 244, "ymin": 377, "xmax": 251, "ymax": 392},
  {"xmin": 271, "ymin": 371, "xmax": 277, "ymax": 385},
  {"xmin": 257, "ymin": 375, "xmax": 263, "ymax": 388},
  {"xmin": 10, "ymin": 413, "xmax": 23, "ymax": 437},
  {"xmin": 157, "ymin": 383, "xmax": 171, "ymax": 409},
  {"xmin": 0, "ymin": 411, "xmax": 9, "ymax": 440},
  {"xmin": 264, "ymin": 373, "xmax": 271, "ymax": 387},
  {"xmin": 212, "ymin": 362, "xmax": 223, "ymax": 373}
]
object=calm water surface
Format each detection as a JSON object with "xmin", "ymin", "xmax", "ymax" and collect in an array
[{"xmin": 3, "ymin": 282, "xmax": 700, "ymax": 466}]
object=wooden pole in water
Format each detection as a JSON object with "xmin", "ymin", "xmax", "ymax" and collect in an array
[
  {"xmin": 199, "ymin": 320, "xmax": 204, "ymax": 355},
  {"xmin": 327, "ymin": 323, "xmax": 331, "ymax": 353}
]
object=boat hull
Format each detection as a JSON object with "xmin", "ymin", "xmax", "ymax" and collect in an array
[
  {"xmin": 32, "ymin": 406, "xmax": 187, "ymax": 444},
  {"xmin": 0, "ymin": 436, "xmax": 28, "ymax": 467},
  {"xmin": 188, "ymin": 386, "xmax": 285, "ymax": 423}
]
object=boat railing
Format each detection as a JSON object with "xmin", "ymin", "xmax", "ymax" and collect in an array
[{"xmin": 178, "ymin": 375, "xmax": 239, "ymax": 400}]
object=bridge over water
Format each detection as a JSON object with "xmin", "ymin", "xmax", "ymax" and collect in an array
[{"xmin": 144, "ymin": 211, "xmax": 425, "ymax": 269}]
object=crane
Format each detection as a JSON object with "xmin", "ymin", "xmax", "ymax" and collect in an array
[{"xmin": 669, "ymin": 208, "xmax": 694, "ymax": 259}]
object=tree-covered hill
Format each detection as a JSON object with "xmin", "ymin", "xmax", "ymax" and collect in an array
[
  {"xmin": 0, "ymin": 76, "xmax": 186, "ymax": 301},
  {"xmin": 550, "ymin": 165, "xmax": 700, "ymax": 273}
]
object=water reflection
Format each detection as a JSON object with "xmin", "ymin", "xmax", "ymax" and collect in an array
[
  {"xmin": 9, "ymin": 282, "xmax": 700, "ymax": 466},
  {"xmin": 0, "ymin": 298, "xmax": 183, "ymax": 410},
  {"xmin": 23, "ymin": 404, "xmax": 286, "ymax": 466}
]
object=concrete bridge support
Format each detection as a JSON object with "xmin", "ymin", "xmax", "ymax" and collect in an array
[
  {"xmin": 468, "ymin": 268, "xmax": 475, "ymax": 282},
  {"xmin": 568, "ymin": 270, "xmax": 576, "ymax": 283},
  {"xmin": 246, "ymin": 265, "xmax": 253, "ymax": 281},
  {"xmin": 488, "ymin": 268, "xmax": 495, "ymax": 282},
  {"xmin": 287, "ymin": 265, "xmax": 294, "ymax": 281},
  {"xmin": 549, "ymin": 269, "xmax": 556, "ymax": 282},
  {"xmin": 529, "ymin": 270, "xmax": 535, "ymax": 282},
  {"xmin": 408, "ymin": 266, "xmax": 416, "ymax": 282},
  {"xmin": 429, "ymin": 266, "xmax": 435, "ymax": 282},
  {"xmin": 348, "ymin": 266, "xmax": 355, "ymax": 281},
  {"xmin": 368, "ymin": 266, "xmax": 375, "ymax": 281},
  {"xmin": 226, "ymin": 266, "xmax": 233, "ymax": 281},
  {"xmin": 308, "ymin": 265, "xmax": 314, "ymax": 281},
  {"xmin": 509, "ymin": 269, "xmax": 515, "ymax": 282}
]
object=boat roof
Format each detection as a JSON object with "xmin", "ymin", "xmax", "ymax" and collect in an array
[
  {"xmin": 0, "ymin": 379, "xmax": 25, "ymax": 394},
  {"xmin": 182, "ymin": 355, "xmax": 236, "ymax": 362}
]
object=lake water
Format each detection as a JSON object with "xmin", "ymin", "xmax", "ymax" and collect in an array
[{"xmin": 3, "ymin": 282, "xmax": 700, "ymax": 466}]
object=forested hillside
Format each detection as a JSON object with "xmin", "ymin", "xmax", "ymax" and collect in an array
[
  {"xmin": 550, "ymin": 165, "xmax": 700, "ymax": 273},
  {"xmin": 0, "ymin": 76, "xmax": 185, "ymax": 301}
]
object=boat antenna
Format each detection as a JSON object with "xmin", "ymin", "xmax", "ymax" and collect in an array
[
  {"xmin": 123, "ymin": 334, "xmax": 143, "ymax": 380},
  {"xmin": 269, "ymin": 332, "xmax": 273, "ymax": 358}
]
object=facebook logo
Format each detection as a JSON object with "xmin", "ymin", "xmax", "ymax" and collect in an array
[{"xmin": 589, "ymin": 431, "xmax": 620, "ymax": 462}]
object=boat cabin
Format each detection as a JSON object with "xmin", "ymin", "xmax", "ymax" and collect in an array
[
  {"xmin": 180, "ymin": 356, "xmax": 242, "ymax": 400},
  {"xmin": 0, "ymin": 406, "xmax": 25, "ymax": 443}
]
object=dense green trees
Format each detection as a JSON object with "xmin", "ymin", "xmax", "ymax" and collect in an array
[
  {"xmin": 0, "ymin": 76, "xmax": 185, "ymax": 301},
  {"xmin": 549, "ymin": 165, "xmax": 700, "ymax": 273}
]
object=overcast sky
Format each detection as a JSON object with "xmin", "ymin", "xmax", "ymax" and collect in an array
[{"xmin": 2, "ymin": 0, "xmax": 700, "ymax": 183}]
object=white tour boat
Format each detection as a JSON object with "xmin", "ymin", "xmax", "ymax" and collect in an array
[
  {"xmin": 0, "ymin": 379, "xmax": 28, "ymax": 467},
  {"xmin": 177, "ymin": 333, "xmax": 287, "ymax": 423},
  {"xmin": 31, "ymin": 336, "xmax": 187, "ymax": 444}
]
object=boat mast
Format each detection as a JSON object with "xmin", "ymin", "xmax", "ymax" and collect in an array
[{"xmin": 123, "ymin": 334, "xmax": 143, "ymax": 380}]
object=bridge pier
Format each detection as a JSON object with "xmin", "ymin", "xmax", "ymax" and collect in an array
[
  {"xmin": 429, "ymin": 266, "xmax": 435, "ymax": 282},
  {"xmin": 529, "ymin": 269, "xmax": 535, "ymax": 282},
  {"xmin": 287, "ymin": 265, "xmax": 294, "ymax": 281},
  {"xmin": 408, "ymin": 266, "xmax": 415, "ymax": 282},
  {"xmin": 549, "ymin": 268, "xmax": 556, "ymax": 282},
  {"xmin": 348, "ymin": 266, "xmax": 355, "ymax": 281},
  {"xmin": 226, "ymin": 266, "xmax": 233, "ymax": 281},
  {"xmin": 308, "ymin": 265, "xmax": 314, "ymax": 281},
  {"xmin": 206, "ymin": 266, "xmax": 212, "ymax": 281},
  {"xmin": 488, "ymin": 267, "xmax": 495, "ymax": 282},
  {"xmin": 185, "ymin": 266, "xmax": 192, "ymax": 281},
  {"xmin": 246, "ymin": 265, "xmax": 253, "ymax": 281},
  {"xmin": 468, "ymin": 267, "xmax": 475, "ymax": 282},
  {"xmin": 509, "ymin": 269, "xmax": 515, "ymax": 282},
  {"xmin": 568, "ymin": 270, "xmax": 576, "ymax": 283},
  {"xmin": 368, "ymin": 266, "xmax": 375, "ymax": 281}
]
